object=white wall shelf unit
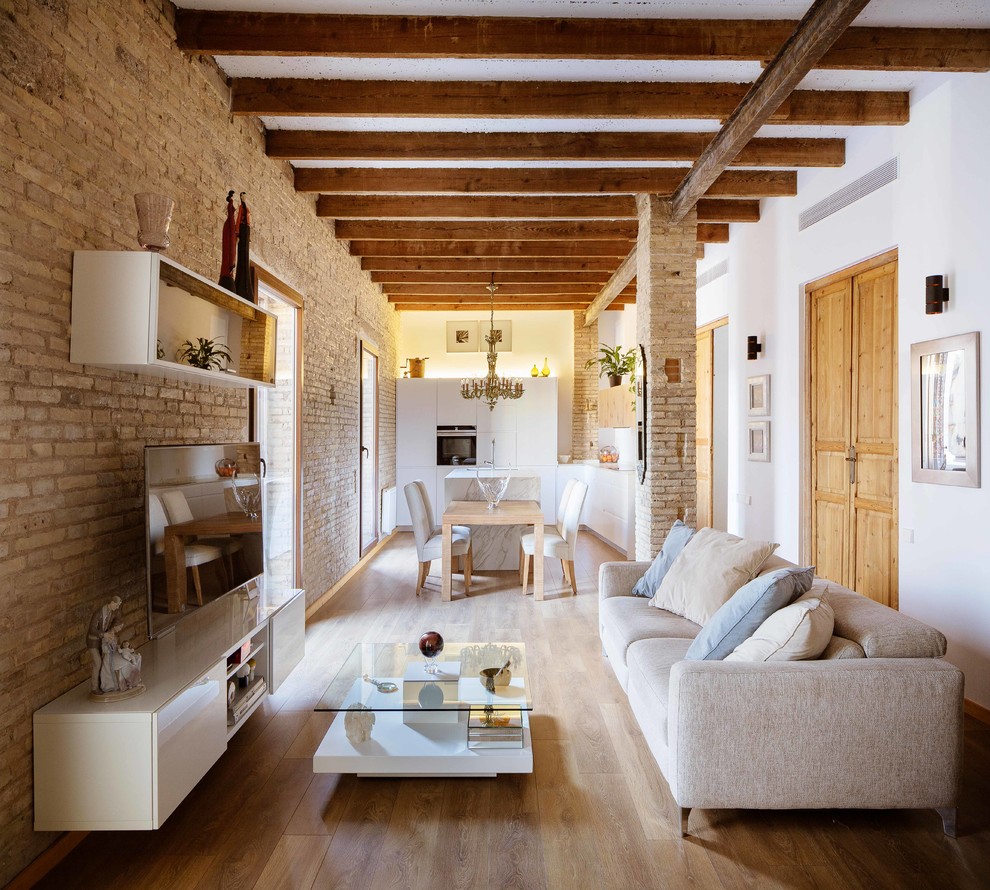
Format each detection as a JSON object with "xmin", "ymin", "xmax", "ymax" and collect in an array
[
  {"xmin": 70, "ymin": 251, "xmax": 276, "ymax": 388},
  {"xmin": 33, "ymin": 586, "xmax": 304, "ymax": 831}
]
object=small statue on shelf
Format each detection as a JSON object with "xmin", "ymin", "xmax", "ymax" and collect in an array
[
  {"xmin": 86, "ymin": 596, "xmax": 145, "ymax": 702},
  {"xmin": 344, "ymin": 703, "xmax": 375, "ymax": 745}
]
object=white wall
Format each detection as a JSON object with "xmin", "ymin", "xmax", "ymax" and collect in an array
[
  {"xmin": 398, "ymin": 310, "xmax": 574, "ymax": 452},
  {"xmin": 696, "ymin": 71, "xmax": 990, "ymax": 709}
]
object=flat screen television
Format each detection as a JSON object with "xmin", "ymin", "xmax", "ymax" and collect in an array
[{"xmin": 145, "ymin": 443, "xmax": 265, "ymax": 637}]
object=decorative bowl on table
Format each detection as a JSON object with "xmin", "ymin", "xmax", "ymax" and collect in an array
[
  {"xmin": 215, "ymin": 457, "xmax": 238, "ymax": 477},
  {"xmin": 476, "ymin": 473, "xmax": 509, "ymax": 509},
  {"xmin": 479, "ymin": 666, "xmax": 512, "ymax": 693},
  {"xmin": 558, "ymin": 454, "xmax": 571, "ymax": 464}
]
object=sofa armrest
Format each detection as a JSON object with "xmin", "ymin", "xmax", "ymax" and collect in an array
[
  {"xmin": 666, "ymin": 658, "xmax": 963, "ymax": 811},
  {"xmin": 598, "ymin": 561, "xmax": 651, "ymax": 601}
]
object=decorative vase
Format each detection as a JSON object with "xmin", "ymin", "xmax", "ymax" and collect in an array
[
  {"xmin": 134, "ymin": 193, "xmax": 174, "ymax": 252},
  {"xmin": 530, "ymin": 364, "xmax": 539, "ymax": 377},
  {"xmin": 540, "ymin": 357, "xmax": 550, "ymax": 377}
]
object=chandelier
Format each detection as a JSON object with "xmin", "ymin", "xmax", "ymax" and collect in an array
[{"xmin": 460, "ymin": 275, "xmax": 524, "ymax": 411}]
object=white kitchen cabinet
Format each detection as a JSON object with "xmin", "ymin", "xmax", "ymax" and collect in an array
[
  {"xmin": 436, "ymin": 379, "xmax": 478, "ymax": 425},
  {"xmin": 396, "ymin": 379, "xmax": 438, "ymax": 468},
  {"xmin": 34, "ymin": 588, "xmax": 304, "ymax": 831},
  {"xmin": 396, "ymin": 467, "xmax": 437, "ymax": 526},
  {"xmin": 516, "ymin": 466, "xmax": 558, "ymax": 523},
  {"xmin": 516, "ymin": 378, "xmax": 558, "ymax": 466},
  {"xmin": 70, "ymin": 251, "xmax": 276, "ymax": 388},
  {"xmin": 557, "ymin": 464, "xmax": 636, "ymax": 556},
  {"xmin": 475, "ymin": 398, "xmax": 517, "ymax": 432},
  {"xmin": 477, "ymin": 431, "xmax": 516, "ymax": 469}
]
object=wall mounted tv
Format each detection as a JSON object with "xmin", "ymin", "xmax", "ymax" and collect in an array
[{"xmin": 145, "ymin": 443, "xmax": 264, "ymax": 637}]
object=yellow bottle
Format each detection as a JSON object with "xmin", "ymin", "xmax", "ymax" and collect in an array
[
  {"xmin": 540, "ymin": 357, "xmax": 551, "ymax": 377},
  {"xmin": 530, "ymin": 363, "xmax": 539, "ymax": 377}
]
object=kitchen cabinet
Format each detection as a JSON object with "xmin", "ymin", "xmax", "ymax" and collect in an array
[
  {"xmin": 70, "ymin": 251, "xmax": 276, "ymax": 388},
  {"xmin": 436, "ymin": 380, "xmax": 478, "ymax": 425},
  {"xmin": 396, "ymin": 467, "xmax": 437, "ymax": 526},
  {"xmin": 516, "ymin": 378, "xmax": 558, "ymax": 466},
  {"xmin": 475, "ymin": 398, "xmax": 517, "ymax": 432},
  {"xmin": 557, "ymin": 464, "xmax": 636, "ymax": 556},
  {"xmin": 396, "ymin": 379, "xmax": 438, "ymax": 468},
  {"xmin": 598, "ymin": 383, "xmax": 635, "ymax": 429},
  {"xmin": 477, "ymin": 431, "xmax": 517, "ymax": 469}
]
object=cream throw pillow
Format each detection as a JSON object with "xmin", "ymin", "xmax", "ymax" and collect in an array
[
  {"xmin": 651, "ymin": 527, "xmax": 778, "ymax": 626},
  {"xmin": 726, "ymin": 590, "xmax": 834, "ymax": 662}
]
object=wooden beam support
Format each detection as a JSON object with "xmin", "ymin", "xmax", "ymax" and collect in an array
[
  {"xmin": 176, "ymin": 12, "xmax": 990, "ymax": 71},
  {"xmin": 584, "ymin": 249, "xmax": 638, "ymax": 327},
  {"xmin": 395, "ymin": 302, "xmax": 631, "ymax": 312},
  {"xmin": 360, "ymin": 257, "xmax": 622, "ymax": 272},
  {"xmin": 233, "ymin": 79, "xmax": 909, "ymax": 126},
  {"xmin": 671, "ymin": 0, "xmax": 871, "ymax": 223},
  {"xmin": 320, "ymin": 194, "xmax": 760, "ymax": 223},
  {"xmin": 386, "ymin": 289, "xmax": 635, "ymax": 303},
  {"xmin": 370, "ymin": 271, "xmax": 613, "ymax": 284},
  {"xmin": 298, "ymin": 167, "xmax": 796, "ymax": 198},
  {"xmin": 336, "ymin": 220, "xmax": 638, "ymax": 241},
  {"xmin": 269, "ymin": 130, "xmax": 845, "ymax": 167},
  {"xmin": 383, "ymin": 282, "xmax": 631, "ymax": 296}
]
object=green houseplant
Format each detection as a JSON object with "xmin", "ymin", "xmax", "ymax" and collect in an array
[
  {"xmin": 175, "ymin": 337, "xmax": 232, "ymax": 371},
  {"xmin": 585, "ymin": 343, "xmax": 636, "ymax": 387}
]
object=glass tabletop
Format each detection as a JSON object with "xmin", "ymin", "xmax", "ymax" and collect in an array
[{"xmin": 315, "ymin": 642, "xmax": 531, "ymax": 713}]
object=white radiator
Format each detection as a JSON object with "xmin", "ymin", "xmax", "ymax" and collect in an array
[{"xmin": 380, "ymin": 485, "xmax": 397, "ymax": 535}]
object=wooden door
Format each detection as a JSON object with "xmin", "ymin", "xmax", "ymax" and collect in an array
[
  {"xmin": 696, "ymin": 317, "xmax": 726, "ymax": 530},
  {"xmin": 808, "ymin": 252, "xmax": 898, "ymax": 608}
]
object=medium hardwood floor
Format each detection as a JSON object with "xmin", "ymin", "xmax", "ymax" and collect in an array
[{"xmin": 36, "ymin": 533, "xmax": 990, "ymax": 890}]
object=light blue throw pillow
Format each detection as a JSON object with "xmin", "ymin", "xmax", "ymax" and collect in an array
[
  {"xmin": 631, "ymin": 520, "xmax": 695, "ymax": 597},
  {"xmin": 683, "ymin": 565, "xmax": 816, "ymax": 660}
]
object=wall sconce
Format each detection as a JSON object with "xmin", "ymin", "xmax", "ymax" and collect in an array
[
  {"xmin": 328, "ymin": 383, "xmax": 336, "ymax": 405},
  {"xmin": 747, "ymin": 335, "xmax": 763, "ymax": 360},
  {"xmin": 925, "ymin": 275, "xmax": 949, "ymax": 315}
]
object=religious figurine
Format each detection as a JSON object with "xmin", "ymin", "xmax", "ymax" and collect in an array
[
  {"xmin": 344, "ymin": 703, "xmax": 375, "ymax": 744},
  {"xmin": 86, "ymin": 596, "xmax": 145, "ymax": 701}
]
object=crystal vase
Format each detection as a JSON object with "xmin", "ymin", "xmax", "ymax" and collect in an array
[{"xmin": 134, "ymin": 193, "xmax": 175, "ymax": 252}]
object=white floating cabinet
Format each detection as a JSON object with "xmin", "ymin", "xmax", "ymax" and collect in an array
[{"xmin": 70, "ymin": 251, "xmax": 276, "ymax": 388}]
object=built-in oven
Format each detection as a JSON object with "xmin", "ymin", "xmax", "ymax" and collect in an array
[{"xmin": 437, "ymin": 425, "xmax": 477, "ymax": 465}]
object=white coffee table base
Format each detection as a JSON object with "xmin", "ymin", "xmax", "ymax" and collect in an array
[{"xmin": 313, "ymin": 710, "xmax": 533, "ymax": 777}]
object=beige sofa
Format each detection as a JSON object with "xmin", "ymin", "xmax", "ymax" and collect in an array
[{"xmin": 598, "ymin": 555, "xmax": 964, "ymax": 836}]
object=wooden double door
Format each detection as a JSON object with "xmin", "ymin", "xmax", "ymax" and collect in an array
[{"xmin": 808, "ymin": 251, "xmax": 898, "ymax": 608}]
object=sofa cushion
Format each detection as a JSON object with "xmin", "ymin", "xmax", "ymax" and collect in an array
[
  {"xmin": 726, "ymin": 591, "xmax": 834, "ymax": 662},
  {"xmin": 821, "ymin": 635, "xmax": 867, "ymax": 659},
  {"xmin": 810, "ymin": 579, "xmax": 947, "ymax": 658},
  {"xmin": 631, "ymin": 520, "xmax": 695, "ymax": 597},
  {"xmin": 684, "ymin": 565, "xmax": 816, "ymax": 660},
  {"xmin": 652, "ymin": 527, "xmax": 779, "ymax": 626},
  {"xmin": 601, "ymin": 597, "xmax": 700, "ymax": 673},
  {"xmin": 626, "ymin": 637, "xmax": 693, "ymax": 755}
]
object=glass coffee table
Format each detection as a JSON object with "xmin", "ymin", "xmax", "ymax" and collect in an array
[{"xmin": 313, "ymin": 642, "xmax": 533, "ymax": 777}]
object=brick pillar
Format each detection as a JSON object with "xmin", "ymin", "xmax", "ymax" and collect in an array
[
  {"xmin": 635, "ymin": 195, "xmax": 698, "ymax": 560},
  {"xmin": 572, "ymin": 310, "xmax": 599, "ymax": 461}
]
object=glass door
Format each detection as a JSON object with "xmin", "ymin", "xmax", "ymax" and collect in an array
[
  {"xmin": 255, "ymin": 274, "xmax": 302, "ymax": 588},
  {"xmin": 360, "ymin": 341, "xmax": 379, "ymax": 555}
]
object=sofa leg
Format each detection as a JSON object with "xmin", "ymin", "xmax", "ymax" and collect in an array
[
  {"xmin": 679, "ymin": 807, "xmax": 691, "ymax": 837},
  {"xmin": 936, "ymin": 807, "xmax": 957, "ymax": 837}
]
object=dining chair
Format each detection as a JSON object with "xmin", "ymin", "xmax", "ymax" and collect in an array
[
  {"xmin": 518, "ymin": 477, "xmax": 575, "ymax": 586},
  {"xmin": 148, "ymin": 492, "xmax": 226, "ymax": 606},
  {"xmin": 520, "ymin": 480, "xmax": 588, "ymax": 596},
  {"xmin": 160, "ymin": 488, "xmax": 242, "ymax": 580},
  {"xmin": 404, "ymin": 481, "xmax": 473, "ymax": 597}
]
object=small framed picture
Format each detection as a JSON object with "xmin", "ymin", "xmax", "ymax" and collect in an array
[
  {"xmin": 748, "ymin": 421, "xmax": 770, "ymax": 462},
  {"xmin": 747, "ymin": 374, "xmax": 770, "ymax": 416},
  {"xmin": 446, "ymin": 321, "xmax": 479, "ymax": 353}
]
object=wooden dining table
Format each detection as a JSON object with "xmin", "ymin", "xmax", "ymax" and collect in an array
[
  {"xmin": 441, "ymin": 499, "xmax": 545, "ymax": 601},
  {"xmin": 163, "ymin": 511, "xmax": 260, "ymax": 613}
]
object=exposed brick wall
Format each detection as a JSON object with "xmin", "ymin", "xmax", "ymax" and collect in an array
[
  {"xmin": 0, "ymin": 0, "xmax": 396, "ymax": 881},
  {"xmin": 571, "ymin": 310, "xmax": 600, "ymax": 460},
  {"xmin": 634, "ymin": 195, "xmax": 698, "ymax": 560}
]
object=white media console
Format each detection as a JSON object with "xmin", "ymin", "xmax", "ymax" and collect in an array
[{"xmin": 33, "ymin": 585, "xmax": 304, "ymax": 831}]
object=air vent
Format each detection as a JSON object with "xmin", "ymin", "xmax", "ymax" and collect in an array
[
  {"xmin": 698, "ymin": 259, "xmax": 729, "ymax": 289},
  {"xmin": 798, "ymin": 157, "xmax": 898, "ymax": 232}
]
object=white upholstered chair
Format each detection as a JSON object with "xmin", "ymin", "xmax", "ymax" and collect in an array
[
  {"xmin": 160, "ymin": 488, "xmax": 243, "ymax": 581},
  {"xmin": 519, "ymin": 480, "xmax": 588, "ymax": 596},
  {"xmin": 404, "ymin": 480, "xmax": 473, "ymax": 597},
  {"xmin": 148, "ymin": 493, "xmax": 226, "ymax": 606}
]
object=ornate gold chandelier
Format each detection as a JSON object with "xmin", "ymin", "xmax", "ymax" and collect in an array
[{"xmin": 460, "ymin": 274, "xmax": 524, "ymax": 411}]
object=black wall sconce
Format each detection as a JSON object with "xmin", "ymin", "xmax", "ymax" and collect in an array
[
  {"xmin": 925, "ymin": 275, "xmax": 949, "ymax": 314},
  {"xmin": 747, "ymin": 335, "xmax": 763, "ymax": 360}
]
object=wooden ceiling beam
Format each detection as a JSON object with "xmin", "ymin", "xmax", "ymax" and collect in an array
[
  {"xmin": 269, "ymin": 130, "xmax": 844, "ymax": 167},
  {"xmin": 336, "ymin": 220, "xmax": 639, "ymax": 241},
  {"xmin": 389, "ymin": 293, "xmax": 636, "ymax": 305},
  {"xmin": 320, "ymin": 194, "xmax": 760, "ymax": 223},
  {"xmin": 370, "ymin": 271, "xmax": 613, "ymax": 284},
  {"xmin": 298, "ymin": 167, "xmax": 796, "ymax": 197},
  {"xmin": 395, "ymin": 302, "xmax": 630, "ymax": 312},
  {"xmin": 360, "ymin": 257, "xmax": 622, "ymax": 272},
  {"xmin": 671, "ymin": 0, "xmax": 870, "ymax": 223},
  {"xmin": 585, "ymin": 249, "xmax": 638, "ymax": 326},
  {"xmin": 233, "ymin": 79, "xmax": 908, "ymax": 126},
  {"xmin": 176, "ymin": 12, "xmax": 990, "ymax": 71},
  {"xmin": 383, "ymin": 282, "xmax": 632, "ymax": 296}
]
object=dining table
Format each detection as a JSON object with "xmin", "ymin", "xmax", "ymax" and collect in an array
[
  {"xmin": 440, "ymin": 500, "xmax": 545, "ymax": 601},
  {"xmin": 163, "ymin": 511, "xmax": 260, "ymax": 613}
]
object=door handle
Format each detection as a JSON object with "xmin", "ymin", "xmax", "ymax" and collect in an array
[
  {"xmin": 844, "ymin": 446, "xmax": 857, "ymax": 485},
  {"xmin": 361, "ymin": 445, "xmax": 369, "ymax": 457}
]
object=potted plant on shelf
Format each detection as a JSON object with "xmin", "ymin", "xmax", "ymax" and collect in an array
[
  {"xmin": 175, "ymin": 337, "xmax": 232, "ymax": 371},
  {"xmin": 585, "ymin": 343, "xmax": 636, "ymax": 387}
]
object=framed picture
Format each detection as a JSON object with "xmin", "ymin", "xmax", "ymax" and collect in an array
[
  {"xmin": 482, "ymin": 319, "xmax": 512, "ymax": 352},
  {"xmin": 446, "ymin": 321, "xmax": 479, "ymax": 353},
  {"xmin": 910, "ymin": 331, "xmax": 980, "ymax": 487},
  {"xmin": 748, "ymin": 421, "xmax": 770, "ymax": 462},
  {"xmin": 747, "ymin": 374, "xmax": 770, "ymax": 416}
]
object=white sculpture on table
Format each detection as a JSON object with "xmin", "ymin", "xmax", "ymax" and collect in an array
[
  {"xmin": 87, "ymin": 596, "xmax": 145, "ymax": 701},
  {"xmin": 344, "ymin": 703, "xmax": 375, "ymax": 744}
]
